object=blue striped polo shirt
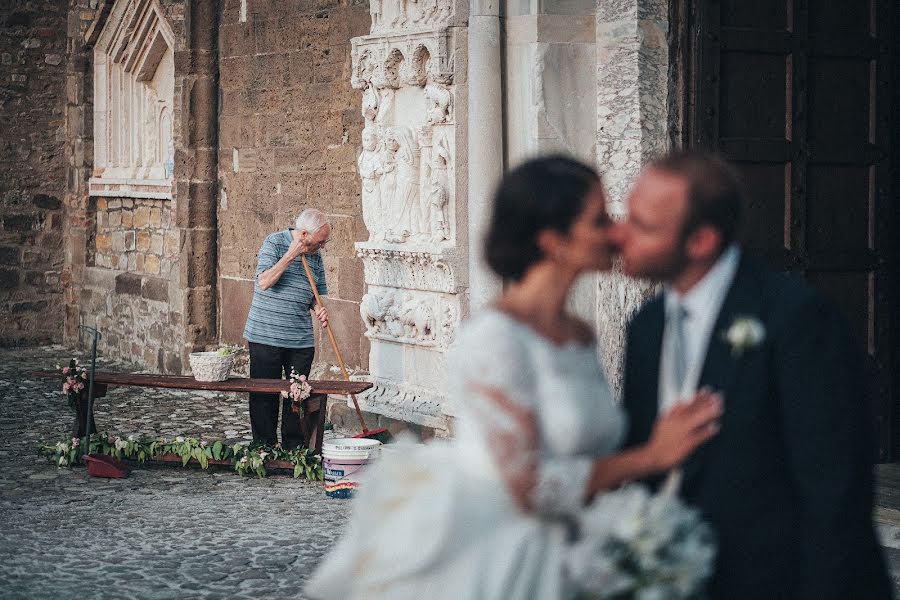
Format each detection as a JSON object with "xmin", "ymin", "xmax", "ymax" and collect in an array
[{"xmin": 242, "ymin": 229, "xmax": 328, "ymax": 349}]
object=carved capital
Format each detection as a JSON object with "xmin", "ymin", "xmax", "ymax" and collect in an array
[
  {"xmin": 356, "ymin": 244, "xmax": 459, "ymax": 292},
  {"xmin": 351, "ymin": 30, "xmax": 455, "ymax": 91}
]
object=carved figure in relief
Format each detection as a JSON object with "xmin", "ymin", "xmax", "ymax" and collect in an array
[
  {"xmin": 400, "ymin": 298, "xmax": 435, "ymax": 341},
  {"xmin": 361, "ymin": 289, "xmax": 438, "ymax": 344},
  {"xmin": 426, "ymin": 133, "xmax": 451, "ymax": 242},
  {"xmin": 358, "ymin": 127, "xmax": 382, "ymax": 240},
  {"xmin": 368, "ymin": 0, "xmax": 383, "ymax": 31},
  {"xmin": 440, "ymin": 303, "xmax": 457, "ymax": 344},
  {"xmin": 378, "ymin": 132, "xmax": 399, "ymax": 242},
  {"xmin": 360, "ymin": 290, "xmax": 390, "ymax": 333},
  {"xmin": 386, "ymin": 126, "xmax": 420, "ymax": 243},
  {"xmin": 424, "ymin": 83, "xmax": 452, "ymax": 124},
  {"xmin": 361, "ymin": 85, "xmax": 379, "ymax": 123},
  {"xmin": 376, "ymin": 88, "xmax": 395, "ymax": 122}
]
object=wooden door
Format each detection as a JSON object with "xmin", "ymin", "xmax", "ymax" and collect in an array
[{"xmin": 675, "ymin": 0, "xmax": 896, "ymax": 460}]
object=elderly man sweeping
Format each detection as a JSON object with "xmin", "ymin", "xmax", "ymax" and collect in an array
[{"xmin": 242, "ymin": 208, "xmax": 331, "ymax": 449}]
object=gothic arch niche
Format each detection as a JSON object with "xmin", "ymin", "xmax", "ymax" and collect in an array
[{"xmin": 90, "ymin": 0, "xmax": 176, "ymax": 200}]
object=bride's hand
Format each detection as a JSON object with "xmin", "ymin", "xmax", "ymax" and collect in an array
[{"xmin": 646, "ymin": 387, "xmax": 723, "ymax": 471}]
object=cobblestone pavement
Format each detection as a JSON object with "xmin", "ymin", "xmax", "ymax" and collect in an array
[
  {"xmin": 0, "ymin": 345, "xmax": 351, "ymax": 600},
  {"xmin": 3, "ymin": 345, "xmax": 900, "ymax": 598}
]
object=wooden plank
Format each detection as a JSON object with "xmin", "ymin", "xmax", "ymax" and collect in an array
[{"xmin": 31, "ymin": 371, "xmax": 372, "ymax": 396}]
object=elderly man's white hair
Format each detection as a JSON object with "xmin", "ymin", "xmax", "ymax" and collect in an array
[{"xmin": 295, "ymin": 208, "xmax": 328, "ymax": 233}]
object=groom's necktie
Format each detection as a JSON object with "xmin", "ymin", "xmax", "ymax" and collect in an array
[{"xmin": 669, "ymin": 302, "xmax": 689, "ymax": 394}]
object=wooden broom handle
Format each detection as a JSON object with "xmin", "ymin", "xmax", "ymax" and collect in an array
[{"xmin": 300, "ymin": 254, "xmax": 370, "ymax": 433}]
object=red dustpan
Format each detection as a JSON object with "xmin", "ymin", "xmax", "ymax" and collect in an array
[{"xmin": 82, "ymin": 454, "xmax": 130, "ymax": 478}]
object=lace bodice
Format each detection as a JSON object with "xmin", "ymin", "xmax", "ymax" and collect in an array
[{"xmin": 449, "ymin": 310, "xmax": 626, "ymax": 517}]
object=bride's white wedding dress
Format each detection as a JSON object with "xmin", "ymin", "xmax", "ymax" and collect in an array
[{"xmin": 306, "ymin": 309, "xmax": 626, "ymax": 599}]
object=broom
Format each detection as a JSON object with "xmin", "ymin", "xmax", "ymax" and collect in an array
[{"xmin": 301, "ymin": 254, "xmax": 392, "ymax": 444}]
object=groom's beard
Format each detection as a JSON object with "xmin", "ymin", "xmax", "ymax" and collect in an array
[{"xmin": 637, "ymin": 241, "xmax": 690, "ymax": 284}]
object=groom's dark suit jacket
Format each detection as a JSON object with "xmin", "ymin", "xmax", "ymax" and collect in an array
[{"xmin": 622, "ymin": 256, "xmax": 891, "ymax": 600}]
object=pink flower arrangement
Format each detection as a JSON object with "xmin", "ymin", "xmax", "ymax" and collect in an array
[
  {"xmin": 288, "ymin": 368, "xmax": 312, "ymax": 418},
  {"xmin": 59, "ymin": 358, "xmax": 89, "ymax": 410}
]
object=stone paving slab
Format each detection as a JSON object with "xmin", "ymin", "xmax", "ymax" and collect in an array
[{"xmin": 0, "ymin": 346, "xmax": 351, "ymax": 599}]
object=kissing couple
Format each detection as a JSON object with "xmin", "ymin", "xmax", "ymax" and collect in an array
[{"xmin": 307, "ymin": 152, "xmax": 891, "ymax": 599}]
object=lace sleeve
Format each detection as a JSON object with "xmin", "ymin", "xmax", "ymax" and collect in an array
[{"xmin": 450, "ymin": 315, "xmax": 594, "ymax": 519}]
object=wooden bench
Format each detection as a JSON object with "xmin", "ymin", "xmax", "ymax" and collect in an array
[{"xmin": 32, "ymin": 371, "xmax": 372, "ymax": 455}]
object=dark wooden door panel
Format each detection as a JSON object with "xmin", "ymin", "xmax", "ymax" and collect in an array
[{"xmin": 681, "ymin": 0, "xmax": 895, "ymax": 460}]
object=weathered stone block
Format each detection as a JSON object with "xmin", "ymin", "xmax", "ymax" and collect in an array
[
  {"xmin": 95, "ymin": 232, "xmax": 112, "ymax": 251},
  {"xmin": 114, "ymin": 272, "xmax": 142, "ymax": 296},
  {"xmin": 32, "ymin": 194, "xmax": 61, "ymax": 209},
  {"xmin": 164, "ymin": 231, "xmax": 179, "ymax": 257},
  {"xmin": 184, "ymin": 182, "xmax": 217, "ymax": 228},
  {"xmin": 189, "ymin": 77, "xmax": 218, "ymax": 147},
  {"xmin": 183, "ymin": 228, "xmax": 217, "ymax": 288},
  {"xmin": 150, "ymin": 233, "xmax": 163, "ymax": 255},
  {"xmin": 141, "ymin": 276, "xmax": 169, "ymax": 302},
  {"xmin": 0, "ymin": 247, "xmax": 20, "ymax": 266},
  {"xmin": 133, "ymin": 206, "xmax": 150, "ymax": 228},
  {"xmin": 0, "ymin": 268, "xmax": 19, "ymax": 290},
  {"xmin": 136, "ymin": 231, "xmax": 151, "ymax": 252},
  {"xmin": 111, "ymin": 230, "xmax": 124, "ymax": 253},
  {"xmin": 23, "ymin": 271, "xmax": 45, "ymax": 286},
  {"xmin": 220, "ymin": 277, "xmax": 254, "ymax": 344},
  {"xmin": 185, "ymin": 286, "xmax": 217, "ymax": 344},
  {"xmin": 11, "ymin": 300, "xmax": 49, "ymax": 314},
  {"xmin": 144, "ymin": 255, "xmax": 161, "ymax": 274},
  {"xmin": 3, "ymin": 215, "xmax": 37, "ymax": 231}
]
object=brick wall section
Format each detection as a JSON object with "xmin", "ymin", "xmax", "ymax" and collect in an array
[
  {"xmin": 0, "ymin": 4, "xmax": 68, "ymax": 345},
  {"xmin": 217, "ymin": 0, "xmax": 371, "ymax": 372}
]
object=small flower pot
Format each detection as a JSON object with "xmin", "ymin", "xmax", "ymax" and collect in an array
[
  {"xmin": 82, "ymin": 454, "xmax": 130, "ymax": 478},
  {"xmin": 188, "ymin": 352, "xmax": 234, "ymax": 382}
]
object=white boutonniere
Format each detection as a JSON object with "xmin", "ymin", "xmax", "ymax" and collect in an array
[{"xmin": 722, "ymin": 315, "xmax": 766, "ymax": 356}]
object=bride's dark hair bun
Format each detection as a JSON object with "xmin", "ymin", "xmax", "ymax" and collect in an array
[{"xmin": 485, "ymin": 155, "xmax": 600, "ymax": 281}]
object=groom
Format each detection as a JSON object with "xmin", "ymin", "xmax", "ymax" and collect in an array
[{"xmin": 612, "ymin": 152, "xmax": 891, "ymax": 599}]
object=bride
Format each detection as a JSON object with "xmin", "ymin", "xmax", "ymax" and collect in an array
[{"xmin": 306, "ymin": 155, "xmax": 722, "ymax": 599}]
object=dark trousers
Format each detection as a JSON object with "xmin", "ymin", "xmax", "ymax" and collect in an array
[{"xmin": 248, "ymin": 342, "xmax": 318, "ymax": 450}]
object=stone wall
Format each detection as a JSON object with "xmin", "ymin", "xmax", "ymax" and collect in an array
[
  {"xmin": 70, "ymin": 1, "xmax": 190, "ymax": 372},
  {"xmin": 594, "ymin": 0, "xmax": 669, "ymax": 392},
  {"xmin": 216, "ymin": 0, "xmax": 372, "ymax": 372},
  {"xmin": 0, "ymin": 3, "xmax": 68, "ymax": 345}
]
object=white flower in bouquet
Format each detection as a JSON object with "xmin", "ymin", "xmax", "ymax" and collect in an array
[{"xmin": 567, "ymin": 481, "xmax": 716, "ymax": 599}]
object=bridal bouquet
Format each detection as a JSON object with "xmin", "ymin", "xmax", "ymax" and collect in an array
[{"xmin": 567, "ymin": 476, "xmax": 716, "ymax": 599}]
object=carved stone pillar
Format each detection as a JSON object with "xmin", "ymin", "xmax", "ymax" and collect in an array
[{"xmin": 351, "ymin": 0, "xmax": 467, "ymax": 434}]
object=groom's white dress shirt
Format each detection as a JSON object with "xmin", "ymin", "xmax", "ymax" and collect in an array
[{"xmin": 659, "ymin": 245, "xmax": 741, "ymax": 413}]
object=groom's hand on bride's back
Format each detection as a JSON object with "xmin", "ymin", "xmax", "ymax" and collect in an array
[{"xmin": 646, "ymin": 388, "xmax": 722, "ymax": 470}]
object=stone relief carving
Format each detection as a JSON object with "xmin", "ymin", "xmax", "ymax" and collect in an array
[
  {"xmin": 388, "ymin": 126, "xmax": 421, "ymax": 243},
  {"xmin": 358, "ymin": 127, "xmax": 382, "ymax": 240},
  {"xmin": 369, "ymin": 0, "xmax": 453, "ymax": 34},
  {"xmin": 360, "ymin": 289, "xmax": 439, "ymax": 346},
  {"xmin": 358, "ymin": 380, "xmax": 448, "ymax": 432},
  {"xmin": 424, "ymin": 83, "xmax": 452, "ymax": 124},
  {"xmin": 91, "ymin": 0, "xmax": 176, "ymax": 195},
  {"xmin": 425, "ymin": 131, "xmax": 451, "ymax": 243},
  {"xmin": 350, "ymin": 22, "xmax": 464, "ymax": 432},
  {"xmin": 358, "ymin": 120, "xmax": 453, "ymax": 244},
  {"xmin": 356, "ymin": 247, "xmax": 458, "ymax": 292},
  {"xmin": 351, "ymin": 31, "xmax": 455, "ymax": 91}
]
